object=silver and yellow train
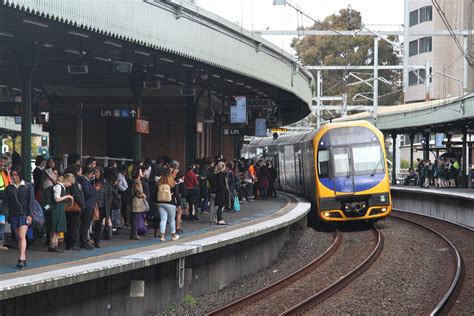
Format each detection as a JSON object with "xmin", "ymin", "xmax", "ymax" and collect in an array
[{"xmin": 242, "ymin": 121, "xmax": 392, "ymax": 222}]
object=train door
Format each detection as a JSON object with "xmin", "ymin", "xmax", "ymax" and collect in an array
[
  {"xmin": 331, "ymin": 146, "xmax": 355, "ymax": 194},
  {"xmin": 294, "ymin": 146, "xmax": 301, "ymax": 193}
]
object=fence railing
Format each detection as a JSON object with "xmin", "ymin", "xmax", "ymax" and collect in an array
[{"xmin": 62, "ymin": 154, "xmax": 133, "ymax": 171}]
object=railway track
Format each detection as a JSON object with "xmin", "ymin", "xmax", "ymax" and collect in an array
[
  {"xmin": 206, "ymin": 227, "xmax": 383, "ymax": 315},
  {"xmin": 391, "ymin": 212, "xmax": 465, "ymax": 315}
]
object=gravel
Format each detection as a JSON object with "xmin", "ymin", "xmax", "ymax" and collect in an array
[
  {"xmin": 391, "ymin": 211, "xmax": 474, "ymax": 315},
  {"xmin": 160, "ymin": 225, "xmax": 334, "ymax": 315},
  {"xmin": 161, "ymin": 215, "xmax": 462, "ymax": 315},
  {"xmin": 311, "ymin": 217, "xmax": 454, "ymax": 315}
]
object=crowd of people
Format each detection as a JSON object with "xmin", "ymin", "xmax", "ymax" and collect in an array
[
  {"xmin": 403, "ymin": 157, "xmax": 461, "ymax": 188},
  {"xmin": 0, "ymin": 153, "xmax": 279, "ymax": 269}
]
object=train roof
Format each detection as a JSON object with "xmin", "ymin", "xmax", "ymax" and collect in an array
[{"xmin": 247, "ymin": 129, "xmax": 318, "ymax": 147}]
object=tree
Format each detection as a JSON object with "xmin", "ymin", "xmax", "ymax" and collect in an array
[{"xmin": 291, "ymin": 7, "xmax": 402, "ymax": 113}]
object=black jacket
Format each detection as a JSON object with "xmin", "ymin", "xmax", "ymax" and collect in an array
[
  {"xmin": 77, "ymin": 176, "xmax": 98, "ymax": 209},
  {"xmin": 68, "ymin": 182, "xmax": 85, "ymax": 209},
  {"xmin": 4, "ymin": 182, "xmax": 31, "ymax": 217}
]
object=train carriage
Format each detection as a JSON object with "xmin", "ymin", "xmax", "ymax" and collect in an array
[{"xmin": 242, "ymin": 121, "xmax": 392, "ymax": 222}]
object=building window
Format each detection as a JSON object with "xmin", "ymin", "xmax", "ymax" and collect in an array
[
  {"xmin": 418, "ymin": 68, "xmax": 426, "ymax": 83},
  {"xmin": 409, "ymin": 9, "xmax": 419, "ymax": 26},
  {"xmin": 419, "ymin": 37, "xmax": 432, "ymax": 53},
  {"xmin": 419, "ymin": 6, "xmax": 433, "ymax": 23},
  {"xmin": 409, "ymin": 71, "xmax": 418, "ymax": 86},
  {"xmin": 409, "ymin": 40, "xmax": 418, "ymax": 56}
]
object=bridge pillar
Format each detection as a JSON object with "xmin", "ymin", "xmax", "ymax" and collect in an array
[{"xmin": 409, "ymin": 133, "xmax": 415, "ymax": 169}]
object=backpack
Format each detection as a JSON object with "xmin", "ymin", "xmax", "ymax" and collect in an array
[
  {"xmin": 28, "ymin": 183, "xmax": 44, "ymax": 228},
  {"xmin": 157, "ymin": 184, "xmax": 172, "ymax": 202},
  {"xmin": 40, "ymin": 185, "xmax": 55, "ymax": 214}
]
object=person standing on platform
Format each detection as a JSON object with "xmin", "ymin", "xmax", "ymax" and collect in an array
[
  {"xmin": 215, "ymin": 162, "xmax": 228, "ymax": 225},
  {"xmin": 33, "ymin": 155, "xmax": 46, "ymax": 200},
  {"xmin": 416, "ymin": 158, "xmax": 424, "ymax": 187},
  {"xmin": 64, "ymin": 165, "xmax": 85, "ymax": 251},
  {"xmin": 184, "ymin": 163, "xmax": 199, "ymax": 220},
  {"xmin": 258, "ymin": 164, "xmax": 270, "ymax": 200},
  {"xmin": 130, "ymin": 167, "xmax": 146, "ymax": 240},
  {"xmin": 76, "ymin": 167, "xmax": 97, "ymax": 250},
  {"xmin": 92, "ymin": 167, "xmax": 112, "ymax": 248},
  {"xmin": 156, "ymin": 169, "xmax": 179, "ymax": 241},
  {"xmin": 0, "ymin": 154, "xmax": 10, "ymax": 251},
  {"xmin": 49, "ymin": 174, "xmax": 75, "ymax": 253},
  {"xmin": 266, "ymin": 160, "xmax": 277, "ymax": 198},
  {"xmin": 4, "ymin": 167, "xmax": 32, "ymax": 268}
]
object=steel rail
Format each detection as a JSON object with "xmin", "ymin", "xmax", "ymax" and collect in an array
[
  {"xmin": 391, "ymin": 212, "xmax": 464, "ymax": 316},
  {"xmin": 205, "ymin": 230, "xmax": 342, "ymax": 316},
  {"xmin": 281, "ymin": 227, "xmax": 384, "ymax": 315}
]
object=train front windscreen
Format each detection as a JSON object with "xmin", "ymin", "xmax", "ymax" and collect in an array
[{"xmin": 317, "ymin": 126, "xmax": 385, "ymax": 193}]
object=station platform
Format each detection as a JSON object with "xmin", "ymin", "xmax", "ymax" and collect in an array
[
  {"xmin": 391, "ymin": 185, "xmax": 474, "ymax": 229},
  {"xmin": 391, "ymin": 185, "xmax": 474, "ymax": 201},
  {"xmin": 0, "ymin": 194, "xmax": 310, "ymax": 306}
]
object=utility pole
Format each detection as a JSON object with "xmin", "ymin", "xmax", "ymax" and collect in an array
[
  {"xmin": 316, "ymin": 70, "xmax": 322, "ymax": 128},
  {"xmin": 425, "ymin": 59, "xmax": 431, "ymax": 101},
  {"xmin": 373, "ymin": 37, "xmax": 379, "ymax": 125},
  {"xmin": 403, "ymin": 0, "xmax": 410, "ymax": 94}
]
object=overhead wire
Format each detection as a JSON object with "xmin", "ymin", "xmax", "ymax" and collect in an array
[
  {"xmin": 285, "ymin": 1, "xmax": 344, "ymax": 36},
  {"xmin": 431, "ymin": 0, "xmax": 472, "ymax": 65}
]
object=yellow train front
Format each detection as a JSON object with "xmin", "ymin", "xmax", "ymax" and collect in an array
[
  {"xmin": 241, "ymin": 120, "xmax": 392, "ymax": 223},
  {"xmin": 314, "ymin": 121, "xmax": 391, "ymax": 222}
]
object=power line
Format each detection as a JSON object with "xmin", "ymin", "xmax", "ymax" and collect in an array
[
  {"xmin": 285, "ymin": 1, "xmax": 344, "ymax": 36},
  {"xmin": 431, "ymin": 0, "xmax": 472, "ymax": 66}
]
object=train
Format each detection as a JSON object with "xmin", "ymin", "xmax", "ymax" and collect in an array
[{"xmin": 241, "ymin": 120, "xmax": 392, "ymax": 223}]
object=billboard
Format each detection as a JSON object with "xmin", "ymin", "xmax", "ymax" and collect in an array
[{"xmin": 255, "ymin": 118, "xmax": 267, "ymax": 137}]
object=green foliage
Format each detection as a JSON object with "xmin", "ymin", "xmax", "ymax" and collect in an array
[
  {"xmin": 291, "ymin": 7, "xmax": 403, "ymax": 111},
  {"xmin": 182, "ymin": 294, "xmax": 198, "ymax": 307},
  {"xmin": 400, "ymin": 159, "xmax": 410, "ymax": 169},
  {"xmin": 164, "ymin": 303, "xmax": 177, "ymax": 313},
  {"xmin": 3, "ymin": 136, "xmax": 39, "ymax": 157}
]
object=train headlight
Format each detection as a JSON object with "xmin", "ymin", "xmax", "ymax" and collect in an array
[
  {"xmin": 382, "ymin": 208, "xmax": 387, "ymax": 212},
  {"xmin": 324, "ymin": 212, "xmax": 330, "ymax": 217}
]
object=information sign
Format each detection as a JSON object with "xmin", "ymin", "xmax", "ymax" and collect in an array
[
  {"xmin": 136, "ymin": 119, "xmax": 149, "ymax": 134},
  {"xmin": 230, "ymin": 96, "xmax": 247, "ymax": 124},
  {"xmin": 255, "ymin": 118, "xmax": 267, "ymax": 137}
]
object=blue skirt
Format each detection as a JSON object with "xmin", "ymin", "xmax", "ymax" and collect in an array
[{"xmin": 10, "ymin": 215, "xmax": 28, "ymax": 230}]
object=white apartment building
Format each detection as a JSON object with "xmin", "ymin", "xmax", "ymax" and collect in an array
[{"xmin": 406, "ymin": 0, "xmax": 474, "ymax": 102}]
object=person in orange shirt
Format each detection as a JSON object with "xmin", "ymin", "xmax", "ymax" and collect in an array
[{"xmin": 0, "ymin": 154, "xmax": 11, "ymax": 251}]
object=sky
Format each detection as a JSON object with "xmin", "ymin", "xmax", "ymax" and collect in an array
[{"xmin": 195, "ymin": 0, "xmax": 404, "ymax": 54}]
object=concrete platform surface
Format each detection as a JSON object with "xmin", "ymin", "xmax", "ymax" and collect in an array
[
  {"xmin": 391, "ymin": 185, "xmax": 474, "ymax": 201},
  {"xmin": 0, "ymin": 194, "xmax": 311, "ymax": 300}
]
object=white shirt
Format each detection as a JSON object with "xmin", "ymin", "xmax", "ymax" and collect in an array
[
  {"xmin": 117, "ymin": 173, "xmax": 128, "ymax": 191},
  {"xmin": 53, "ymin": 183, "xmax": 66, "ymax": 200}
]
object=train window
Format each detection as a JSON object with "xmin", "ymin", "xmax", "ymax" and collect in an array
[
  {"xmin": 332, "ymin": 148, "xmax": 351, "ymax": 177},
  {"xmin": 318, "ymin": 150, "xmax": 330, "ymax": 178},
  {"xmin": 352, "ymin": 145, "xmax": 385, "ymax": 175}
]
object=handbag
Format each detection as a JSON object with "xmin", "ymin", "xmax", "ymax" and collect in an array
[
  {"xmin": 132, "ymin": 196, "xmax": 150, "ymax": 213},
  {"xmin": 65, "ymin": 201, "xmax": 81, "ymax": 213},
  {"xmin": 233, "ymin": 196, "xmax": 240, "ymax": 212}
]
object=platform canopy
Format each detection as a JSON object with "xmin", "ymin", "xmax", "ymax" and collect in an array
[
  {"xmin": 0, "ymin": 0, "xmax": 314, "ymax": 125},
  {"xmin": 334, "ymin": 93, "xmax": 474, "ymax": 134}
]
